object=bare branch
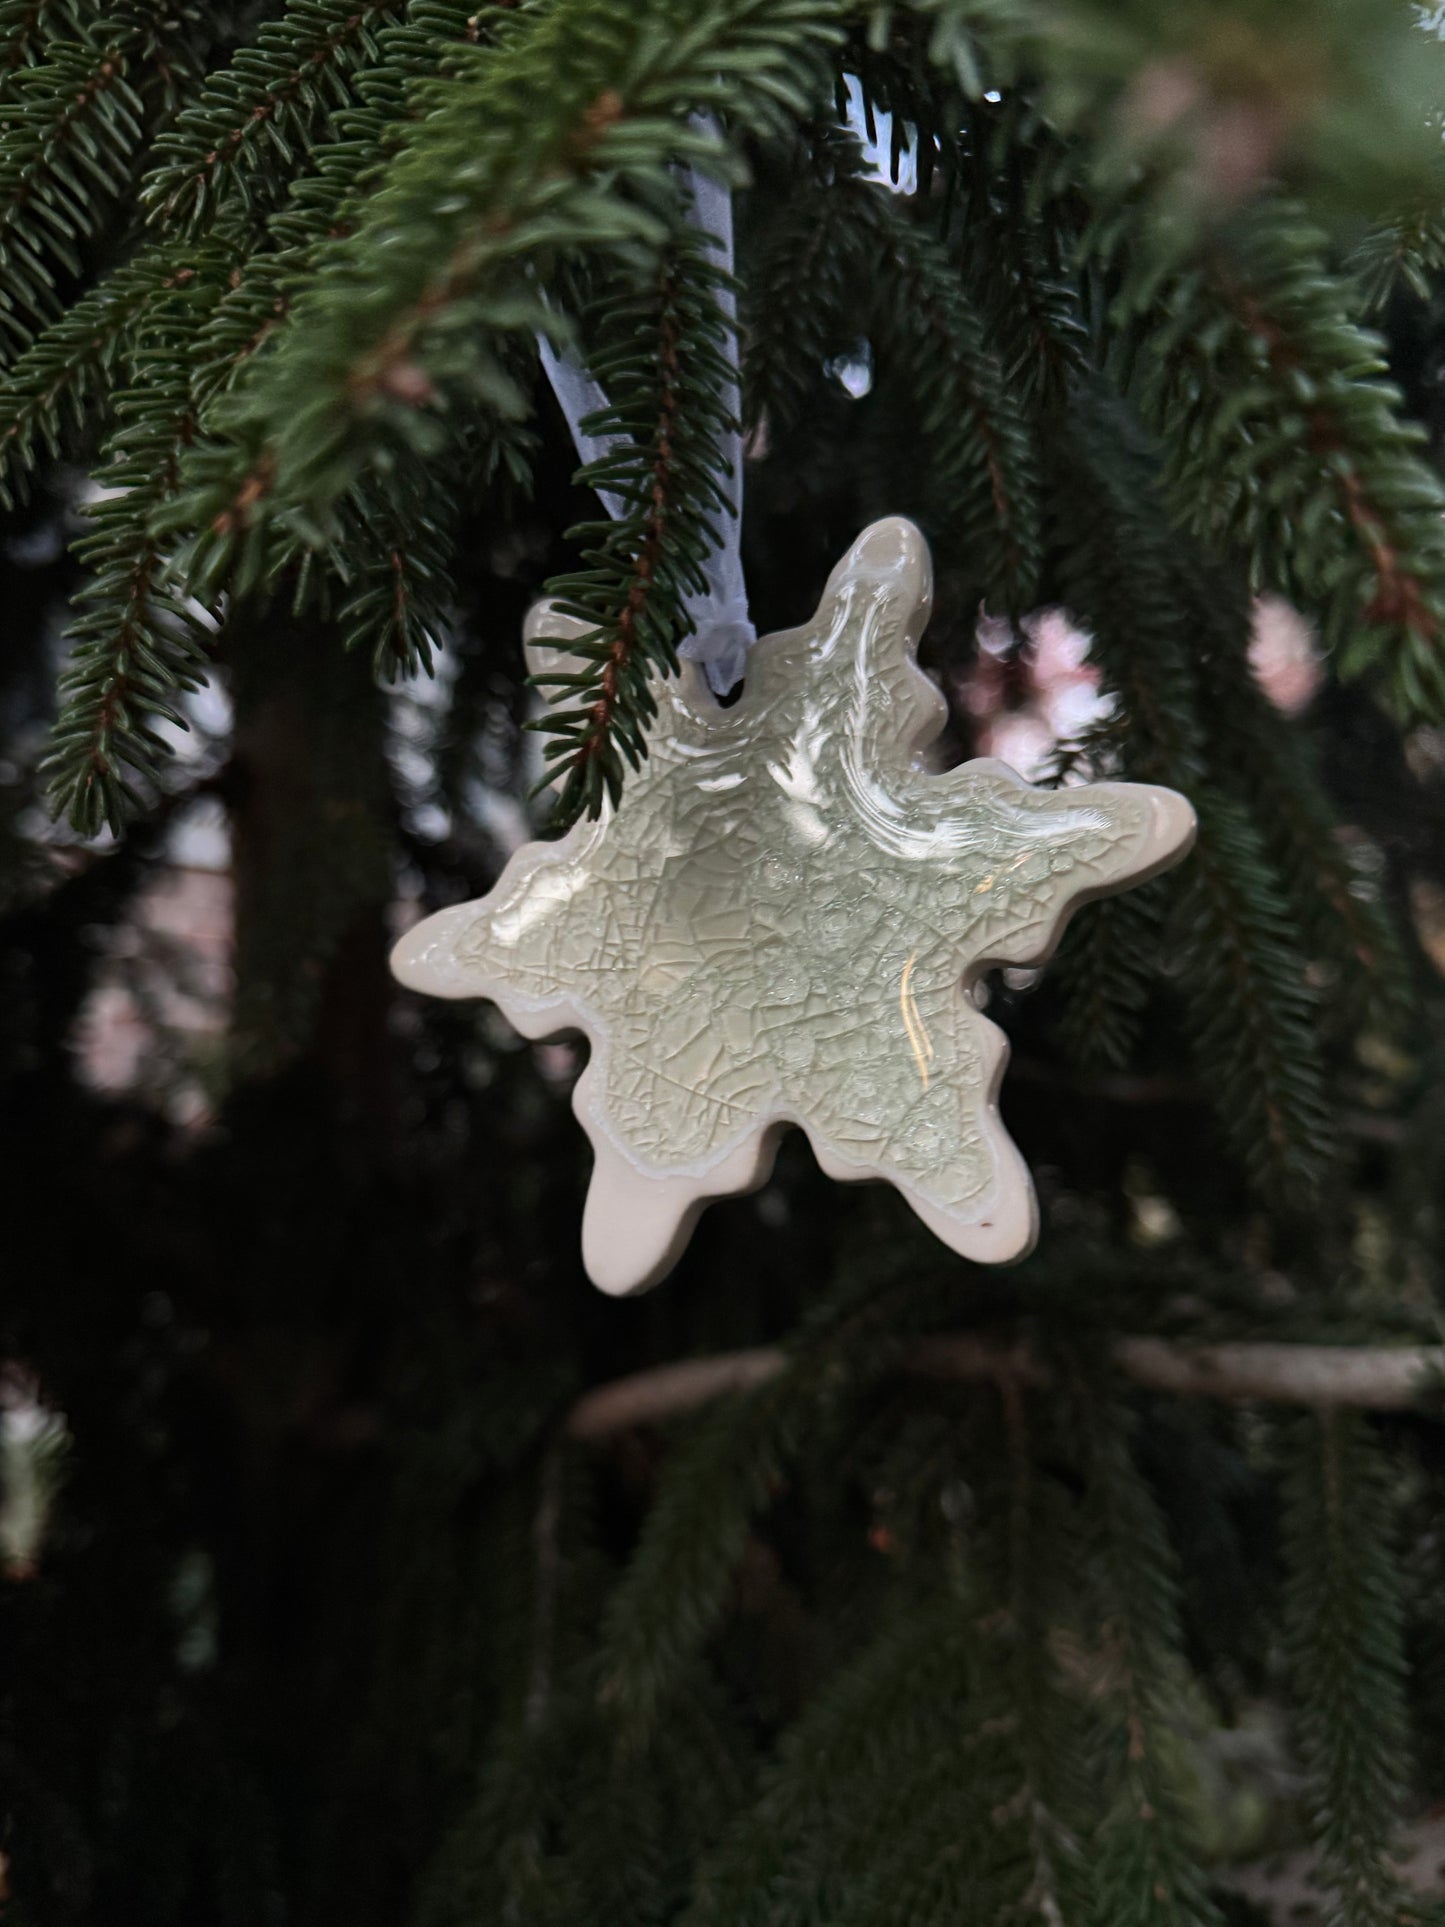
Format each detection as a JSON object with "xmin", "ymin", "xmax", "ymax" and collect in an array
[{"xmin": 565, "ymin": 1335, "xmax": 1445, "ymax": 1441}]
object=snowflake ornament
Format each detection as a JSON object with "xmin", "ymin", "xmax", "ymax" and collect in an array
[{"xmin": 393, "ymin": 519, "xmax": 1196, "ymax": 1294}]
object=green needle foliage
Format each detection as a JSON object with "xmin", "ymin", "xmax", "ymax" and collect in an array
[
  {"xmin": 1074, "ymin": 1381, "xmax": 1223, "ymax": 1927},
  {"xmin": 42, "ymin": 269, "xmax": 230, "ymax": 835},
  {"xmin": 141, "ymin": 0, "xmax": 409, "ymax": 237},
  {"xmin": 0, "ymin": 0, "xmax": 102, "ymax": 79},
  {"xmin": 0, "ymin": 1, "xmax": 197, "ymax": 363},
  {"xmin": 744, "ymin": 133, "xmax": 1042, "ymax": 608},
  {"xmin": 533, "ymin": 228, "xmax": 746, "ymax": 819},
  {"xmin": 1117, "ymin": 200, "xmax": 1445, "ymax": 726},
  {"xmin": 0, "ymin": 246, "xmax": 186, "ymax": 504},
  {"xmin": 1051, "ymin": 395, "xmax": 1336, "ymax": 1204},
  {"xmin": 18, "ymin": 0, "xmax": 1445, "ymax": 844},
  {"xmin": 1282, "ymin": 1412, "xmax": 1415, "ymax": 1927},
  {"xmin": 6, "ymin": 2, "xmax": 1445, "ymax": 1922}
]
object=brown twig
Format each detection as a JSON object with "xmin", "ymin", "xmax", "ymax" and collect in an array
[
  {"xmin": 1227, "ymin": 276, "xmax": 1439, "ymax": 648},
  {"xmin": 565, "ymin": 1334, "xmax": 1445, "ymax": 1441}
]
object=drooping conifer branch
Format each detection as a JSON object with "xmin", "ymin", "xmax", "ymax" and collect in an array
[
  {"xmin": 42, "ymin": 272, "xmax": 231, "ymax": 834},
  {"xmin": 1172, "ymin": 792, "xmax": 1337, "ymax": 1201},
  {"xmin": 1348, "ymin": 175, "xmax": 1445, "ymax": 313},
  {"xmin": 875, "ymin": 205, "xmax": 1041, "ymax": 609},
  {"xmin": 745, "ymin": 137, "xmax": 1042, "ymax": 610},
  {"xmin": 29, "ymin": 5, "xmax": 494, "ymax": 831},
  {"xmin": 1282, "ymin": 1412, "xmax": 1416, "ymax": 1927},
  {"xmin": 591, "ymin": 1285, "xmax": 909, "ymax": 1729},
  {"xmin": 0, "ymin": 4, "xmax": 476, "ymax": 533},
  {"xmin": 534, "ymin": 239, "xmax": 743, "ymax": 824},
  {"xmin": 1123, "ymin": 204, "xmax": 1445, "ymax": 726},
  {"xmin": 742, "ymin": 124, "xmax": 867, "ymax": 434},
  {"xmin": 1052, "ymin": 400, "xmax": 1336, "ymax": 1202},
  {"xmin": 174, "ymin": 0, "xmax": 841, "ymax": 531},
  {"xmin": 0, "ymin": 0, "xmax": 99, "ymax": 81},
  {"xmin": 1178, "ymin": 553, "xmax": 1409, "ymax": 1034},
  {"xmin": 332, "ymin": 459, "xmax": 462, "ymax": 677},
  {"xmin": 1074, "ymin": 1389, "xmax": 1221, "ymax": 1927},
  {"xmin": 0, "ymin": 248, "xmax": 207, "ymax": 505},
  {"xmin": 980, "ymin": 1380, "xmax": 1092, "ymax": 1924},
  {"xmin": 0, "ymin": 11, "xmax": 173, "ymax": 363},
  {"xmin": 682, "ymin": 1596, "xmax": 982, "ymax": 1927},
  {"xmin": 1055, "ymin": 884, "xmax": 1161, "ymax": 1069},
  {"xmin": 141, "ymin": 0, "xmax": 410, "ymax": 234}
]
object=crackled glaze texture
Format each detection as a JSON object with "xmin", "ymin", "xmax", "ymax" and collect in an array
[{"xmin": 392, "ymin": 518, "xmax": 1196, "ymax": 1294}]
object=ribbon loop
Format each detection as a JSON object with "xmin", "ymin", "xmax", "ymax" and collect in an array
[{"xmin": 539, "ymin": 121, "xmax": 755, "ymax": 694}]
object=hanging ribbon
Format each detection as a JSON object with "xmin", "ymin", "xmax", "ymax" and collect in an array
[{"xmin": 537, "ymin": 123, "xmax": 756, "ymax": 695}]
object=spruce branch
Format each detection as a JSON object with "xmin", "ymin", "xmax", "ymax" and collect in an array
[
  {"xmin": 0, "ymin": 3, "xmax": 478, "ymax": 528},
  {"xmin": 883, "ymin": 76, "xmax": 1089, "ymax": 409},
  {"xmin": 1123, "ymin": 203, "xmax": 1445, "ymax": 727},
  {"xmin": 867, "ymin": 190, "xmax": 1041, "ymax": 609},
  {"xmin": 36, "ymin": 240, "xmax": 349, "ymax": 835},
  {"xmin": 331, "ymin": 460, "xmax": 462, "ymax": 677},
  {"xmin": 42, "ymin": 270, "xmax": 231, "ymax": 835},
  {"xmin": 175, "ymin": 0, "xmax": 842, "ymax": 530},
  {"xmin": 0, "ymin": 0, "xmax": 98, "ymax": 82},
  {"xmin": 1050, "ymin": 408, "xmax": 1206, "ymax": 782},
  {"xmin": 1055, "ymin": 883, "xmax": 1163, "ymax": 1071},
  {"xmin": 979, "ymin": 1380, "xmax": 1093, "ymax": 1925},
  {"xmin": 591, "ymin": 1307, "xmax": 888, "ymax": 1732},
  {"xmin": 1180, "ymin": 556, "xmax": 1409, "ymax": 1035},
  {"xmin": 741, "ymin": 123, "xmax": 873, "ymax": 437},
  {"xmin": 1052, "ymin": 404, "xmax": 1335, "ymax": 1203},
  {"xmin": 263, "ymin": 0, "xmax": 494, "ymax": 248},
  {"xmin": 172, "ymin": 3, "xmax": 483, "ymax": 411},
  {"xmin": 880, "ymin": 172, "xmax": 1047, "ymax": 607},
  {"xmin": 957, "ymin": 199, "xmax": 1088, "ymax": 417},
  {"xmin": 1348, "ymin": 175, "xmax": 1445, "ymax": 315},
  {"xmin": 0, "ymin": 4, "xmax": 182, "ymax": 365},
  {"xmin": 746, "ymin": 132, "xmax": 1042, "ymax": 609},
  {"xmin": 537, "ymin": 236, "xmax": 741, "ymax": 824},
  {"xmin": 823, "ymin": 1718, "xmax": 1051, "ymax": 1927},
  {"xmin": 0, "ymin": 246, "xmax": 207, "ymax": 505},
  {"xmin": 1170, "ymin": 790, "xmax": 1336, "ymax": 1205},
  {"xmin": 682, "ymin": 1596, "xmax": 983, "ymax": 1927},
  {"xmin": 345, "ymin": 532, "xmax": 441, "ymax": 679},
  {"xmin": 187, "ymin": 256, "xmax": 297, "ymax": 410},
  {"xmin": 141, "ymin": 0, "xmax": 410, "ymax": 236},
  {"xmin": 1282, "ymin": 1411, "xmax": 1415, "ymax": 1927},
  {"xmin": 593, "ymin": 1379, "xmax": 801, "ymax": 1732},
  {"xmin": 1074, "ymin": 1383, "xmax": 1221, "ymax": 1927}
]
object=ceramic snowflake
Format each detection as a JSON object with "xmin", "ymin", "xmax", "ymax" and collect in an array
[{"xmin": 392, "ymin": 518, "xmax": 1196, "ymax": 1294}]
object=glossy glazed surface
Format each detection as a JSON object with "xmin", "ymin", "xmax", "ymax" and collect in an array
[{"xmin": 392, "ymin": 519, "xmax": 1196, "ymax": 1293}]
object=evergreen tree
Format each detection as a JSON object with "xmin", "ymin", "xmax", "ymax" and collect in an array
[{"xmin": 3, "ymin": 2, "xmax": 1445, "ymax": 1922}]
